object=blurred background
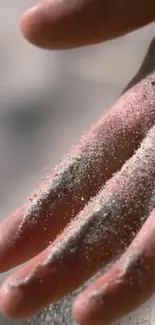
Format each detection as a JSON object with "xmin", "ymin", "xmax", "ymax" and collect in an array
[{"xmin": 0, "ymin": 0, "xmax": 155, "ymax": 324}]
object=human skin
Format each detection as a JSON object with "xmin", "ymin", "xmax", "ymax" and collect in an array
[
  {"xmin": 0, "ymin": 2, "xmax": 155, "ymax": 325},
  {"xmin": 20, "ymin": 0, "xmax": 155, "ymax": 49}
]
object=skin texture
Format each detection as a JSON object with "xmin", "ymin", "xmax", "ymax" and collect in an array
[{"xmin": 0, "ymin": 2, "xmax": 155, "ymax": 325}]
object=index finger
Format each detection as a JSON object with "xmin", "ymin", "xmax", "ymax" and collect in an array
[{"xmin": 20, "ymin": 0, "xmax": 155, "ymax": 49}]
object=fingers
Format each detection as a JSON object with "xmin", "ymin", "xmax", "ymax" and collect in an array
[
  {"xmin": 0, "ymin": 72, "xmax": 155, "ymax": 272},
  {"xmin": 20, "ymin": 0, "xmax": 155, "ymax": 49},
  {"xmin": 0, "ymin": 69, "xmax": 155, "ymax": 272},
  {"xmin": 1, "ymin": 122, "xmax": 155, "ymax": 319},
  {"xmin": 73, "ymin": 206, "xmax": 155, "ymax": 325}
]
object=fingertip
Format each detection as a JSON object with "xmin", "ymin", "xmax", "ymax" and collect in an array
[
  {"xmin": 73, "ymin": 291, "xmax": 109, "ymax": 325},
  {"xmin": 19, "ymin": 0, "xmax": 105, "ymax": 50},
  {"xmin": 20, "ymin": 5, "xmax": 49, "ymax": 49},
  {"xmin": 0, "ymin": 283, "xmax": 26, "ymax": 320},
  {"xmin": 20, "ymin": 2, "xmax": 76, "ymax": 50},
  {"xmin": 73, "ymin": 266, "xmax": 124, "ymax": 325},
  {"xmin": 73, "ymin": 294, "xmax": 93, "ymax": 325}
]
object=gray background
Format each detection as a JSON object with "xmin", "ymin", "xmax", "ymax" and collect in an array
[{"xmin": 0, "ymin": 1, "xmax": 155, "ymax": 324}]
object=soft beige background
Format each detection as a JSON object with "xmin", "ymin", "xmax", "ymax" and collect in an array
[{"xmin": 0, "ymin": 1, "xmax": 155, "ymax": 324}]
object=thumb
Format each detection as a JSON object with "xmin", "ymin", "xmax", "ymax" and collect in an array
[{"xmin": 20, "ymin": 0, "xmax": 155, "ymax": 50}]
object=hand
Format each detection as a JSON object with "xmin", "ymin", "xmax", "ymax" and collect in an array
[{"xmin": 0, "ymin": 2, "xmax": 155, "ymax": 325}]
